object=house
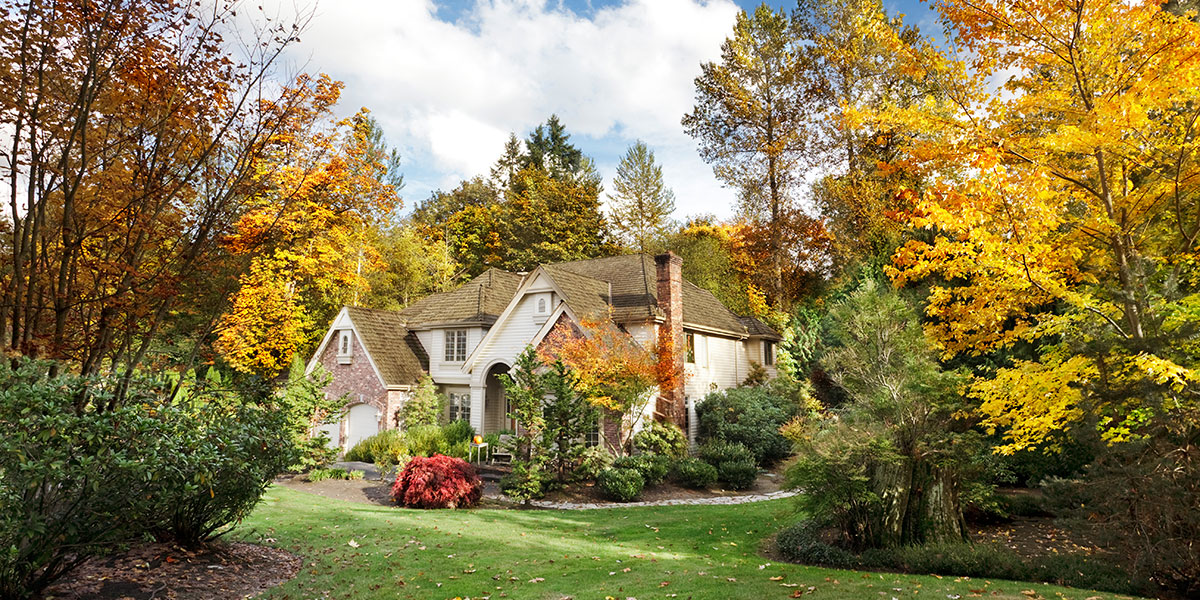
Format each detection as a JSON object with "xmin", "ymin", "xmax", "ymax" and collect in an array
[{"xmin": 307, "ymin": 252, "xmax": 781, "ymax": 451}]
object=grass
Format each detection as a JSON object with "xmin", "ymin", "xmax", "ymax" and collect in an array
[{"xmin": 234, "ymin": 486, "xmax": 1146, "ymax": 599}]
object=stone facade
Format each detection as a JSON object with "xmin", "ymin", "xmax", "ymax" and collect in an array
[
  {"xmin": 655, "ymin": 252, "xmax": 686, "ymax": 429},
  {"xmin": 316, "ymin": 331, "xmax": 387, "ymax": 447}
]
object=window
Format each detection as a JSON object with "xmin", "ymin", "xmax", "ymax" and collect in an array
[
  {"xmin": 337, "ymin": 330, "xmax": 352, "ymax": 364},
  {"xmin": 448, "ymin": 392, "xmax": 470, "ymax": 423},
  {"xmin": 537, "ymin": 297, "xmax": 547, "ymax": 313},
  {"xmin": 685, "ymin": 332, "xmax": 696, "ymax": 364},
  {"xmin": 585, "ymin": 427, "xmax": 601, "ymax": 448},
  {"xmin": 444, "ymin": 330, "xmax": 467, "ymax": 362},
  {"xmin": 764, "ymin": 341, "xmax": 775, "ymax": 366}
]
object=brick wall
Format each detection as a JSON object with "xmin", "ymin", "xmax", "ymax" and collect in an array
[
  {"xmin": 655, "ymin": 252, "xmax": 686, "ymax": 429},
  {"xmin": 316, "ymin": 330, "xmax": 388, "ymax": 445}
]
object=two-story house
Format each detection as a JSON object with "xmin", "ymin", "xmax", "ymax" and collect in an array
[{"xmin": 307, "ymin": 252, "xmax": 780, "ymax": 451}]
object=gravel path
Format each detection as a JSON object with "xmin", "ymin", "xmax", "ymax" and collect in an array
[{"xmin": 490, "ymin": 489, "xmax": 799, "ymax": 510}]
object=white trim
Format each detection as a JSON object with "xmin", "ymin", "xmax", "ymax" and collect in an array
[
  {"xmin": 682, "ymin": 321, "xmax": 748, "ymax": 340},
  {"xmin": 461, "ymin": 267, "xmax": 577, "ymax": 373}
]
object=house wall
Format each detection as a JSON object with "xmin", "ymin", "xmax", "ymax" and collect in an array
[
  {"xmin": 683, "ymin": 331, "xmax": 755, "ymax": 403},
  {"xmin": 419, "ymin": 326, "xmax": 485, "ymax": 386},
  {"xmin": 316, "ymin": 331, "xmax": 387, "ymax": 449}
]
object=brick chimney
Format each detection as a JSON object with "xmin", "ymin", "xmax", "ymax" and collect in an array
[{"xmin": 655, "ymin": 252, "xmax": 686, "ymax": 428}]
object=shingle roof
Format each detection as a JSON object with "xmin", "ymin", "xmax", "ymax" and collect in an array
[
  {"xmin": 552, "ymin": 254, "xmax": 750, "ymax": 337},
  {"xmin": 540, "ymin": 264, "xmax": 612, "ymax": 321},
  {"xmin": 344, "ymin": 306, "xmax": 429, "ymax": 387},
  {"xmin": 397, "ymin": 268, "xmax": 525, "ymax": 327},
  {"xmin": 739, "ymin": 316, "xmax": 782, "ymax": 340}
]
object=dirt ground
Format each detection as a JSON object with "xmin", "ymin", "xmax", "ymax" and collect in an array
[{"xmin": 39, "ymin": 542, "xmax": 300, "ymax": 600}]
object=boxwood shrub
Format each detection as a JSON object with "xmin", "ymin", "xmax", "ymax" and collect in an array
[
  {"xmin": 613, "ymin": 454, "xmax": 670, "ymax": 486},
  {"xmin": 717, "ymin": 459, "xmax": 759, "ymax": 490},
  {"xmin": 598, "ymin": 467, "xmax": 645, "ymax": 502},
  {"xmin": 673, "ymin": 457, "xmax": 718, "ymax": 489}
]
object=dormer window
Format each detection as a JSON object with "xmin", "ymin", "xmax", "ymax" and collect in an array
[
  {"xmin": 337, "ymin": 330, "xmax": 353, "ymax": 364},
  {"xmin": 445, "ymin": 330, "xmax": 468, "ymax": 363}
]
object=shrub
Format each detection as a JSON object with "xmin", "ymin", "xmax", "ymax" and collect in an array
[
  {"xmin": 774, "ymin": 521, "xmax": 1152, "ymax": 597},
  {"xmin": 390, "ymin": 455, "xmax": 482, "ymax": 509},
  {"xmin": 405, "ymin": 424, "xmax": 447, "ymax": 457},
  {"xmin": 775, "ymin": 520, "xmax": 857, "ymax": 568},
  {"xmin": 345, "ymin": 429, "xmax": 407, "ymax": 464},
  {"xmin": 574, "ymin": 445, "xmax": 615, "ymax": 481},
  {"xmin": 0, "ymin": 361, "xmax": 166, "ymax": 598},
  {"xmin": 155, "ymin": 399, "xmax": 294, "ymax": 545},
  {"xmin": 443, "ymin": 419, "xmax": 475, "ymax": 445},
  {"xmin": 612, "ymin": 454, "xmax": 670, "ymax": 486},
  {"xmin": 695, "ymin": 386, "xmax": 797, "ymax": 466},
  {"xmin": 717, "ymin": 459, "xmax": 758, "ymax": 490},
  {"xmin": 697, "ymin": 440, "xmax": 753, "ymax": 467},
  {"xmin": 598, "ymin": 467, "xmax": 645, "ymax": 502},
  {"xmin": 307, "ymin": 467, "xmax": 362, "ymax": 482},
  {"xmin": 673, "ymin": 458, "xmax": 718, "ymax": 489},
  {"xmin": 633, "ymin": 420, "xmax": 688, "ymax": 459},
  {"xmin": 500, "ymin": 459, "xmax": 549, "ymax": 503}
]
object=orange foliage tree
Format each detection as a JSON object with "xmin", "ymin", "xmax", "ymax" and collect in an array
[
  {"xmin": 538, "ymin": 313, "xmax": 659, "ymax": 452},
  {"xmin": 0, "ymin": 0, "xmax": 323, "ymax": 393}
]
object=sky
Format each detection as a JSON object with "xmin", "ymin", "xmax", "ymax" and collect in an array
[{"xmin": 264, "ymin": 0, "xmax": 940, "ymax": 221}]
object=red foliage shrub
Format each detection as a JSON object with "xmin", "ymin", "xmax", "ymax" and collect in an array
[{"xmin": 390, "ymin": 454, "xmax": 483, "ymax": 509}]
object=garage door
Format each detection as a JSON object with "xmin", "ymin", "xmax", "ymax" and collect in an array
[{"xmin": 344, "ymin": 403, "xmax": 379, "ymax": 450}]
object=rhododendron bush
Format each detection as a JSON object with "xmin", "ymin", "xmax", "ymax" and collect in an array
[{"xmin": 390, "ymin": 455, "xmax": 482, "ymax": 509}]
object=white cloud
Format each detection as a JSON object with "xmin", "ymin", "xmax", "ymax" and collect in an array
[{"xmin": 265, "ymin": 0, "xmax": 743, "ymax": 217}]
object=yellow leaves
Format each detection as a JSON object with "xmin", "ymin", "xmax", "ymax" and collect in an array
[{"xmin": 971, "ymin": 352, "xmax": 1096, "ymax": 454}]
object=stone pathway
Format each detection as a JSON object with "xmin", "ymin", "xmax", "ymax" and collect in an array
[{"xmin": 488, "ymin": 489, "xmax": 799, "ymax": 510}]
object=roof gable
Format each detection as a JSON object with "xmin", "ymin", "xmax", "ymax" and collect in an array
[{"xmin": 343, "ymin": 306, "xmax": 429, "ymax": 387}]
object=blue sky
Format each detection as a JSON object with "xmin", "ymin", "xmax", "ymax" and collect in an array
[{"xmin": 269, "ymin": 0, "xmax": 943, "ymax": 221}]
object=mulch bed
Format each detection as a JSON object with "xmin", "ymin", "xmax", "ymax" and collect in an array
[
  {"xmin": 39, "ymin": 541, "xmax": 300, "ymax": 600},
  {"xmin": 540, "ymin": 471, "xmax": 786, "ymax": 504}
]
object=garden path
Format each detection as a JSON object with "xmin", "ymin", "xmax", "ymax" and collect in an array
[{"xmin": 497, "ymin": 488, "xmax": 799, "ymax": 510}]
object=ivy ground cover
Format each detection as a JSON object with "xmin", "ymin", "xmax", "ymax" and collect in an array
[{"xmin": 234, "ymin": 487, "xmax": 1141, "ymax": 599}]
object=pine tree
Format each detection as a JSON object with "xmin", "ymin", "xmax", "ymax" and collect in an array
[{"xmin": 608, "ymin": 141, "xmax": 675, "ymax": 253}]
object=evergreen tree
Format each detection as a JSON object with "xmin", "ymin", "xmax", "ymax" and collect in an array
[
  {"xmin": 608, "ymin": 141, "xmax": 676, "ymax": 253},
  {"xmin": 542, "ymin": 360, "xmax": 599, "ymax": 483}
]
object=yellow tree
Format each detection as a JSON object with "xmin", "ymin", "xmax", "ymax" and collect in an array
[
  {"xmin": 852, "ymin": 0, "xmax": 1200, "ymax": 451},
  {"xmin": 216, "ymin": 86, "xmax": 401, "ymax": 376}
]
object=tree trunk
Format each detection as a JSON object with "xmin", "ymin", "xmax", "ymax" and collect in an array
[
  {"xmin": 871, "ymin": 458, "xmax": 913, "ymax": 548},
  {"xmin": 869, "ymin": 458, "xmax": 967, "ymax": 548},
  {"xmin": 918, "ymin": 465, "xmax": 968, "ymax": 544}
]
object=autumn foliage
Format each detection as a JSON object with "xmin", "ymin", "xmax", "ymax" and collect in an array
[{"xmin": 390, "ymin": 455, "xmax": 482, "ymax": 509}]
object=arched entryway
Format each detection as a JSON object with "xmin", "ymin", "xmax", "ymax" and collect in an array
[{"xmin": 483, "ymin": 362, "xmax": 512, "ymax": 433}]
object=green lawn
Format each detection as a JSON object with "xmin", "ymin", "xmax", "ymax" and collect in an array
[{"xmin": 234, "ymin": 486, "xmax": 1141, "ymax": 600}]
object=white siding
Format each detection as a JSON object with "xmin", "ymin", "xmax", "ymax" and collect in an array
[
  {"xmin": 425, "ymin": 326, "xmax": 485, "ymax": 385},
  {"xmin": 465, "ymin": 274, "xmax": 560, "ymax": 384},
  {"xmin": 683, "ymin": 331, "xmax": 755, "ymax": 402}
]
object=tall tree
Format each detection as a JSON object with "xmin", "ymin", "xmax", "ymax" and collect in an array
[
  {"xmin": 682, "ymin": 5, "xmax": 818, "ymax": 308},
  {"xmin": 0, "ymin": 0, "xmax": 312, "ymax": 388},
  {"xmin": 215, "ymin": 102, "xmax": 401, "ymax": 377},
  {"xmin": 608, "ymin": 141, "xmax": 676, "ymax": 253}
]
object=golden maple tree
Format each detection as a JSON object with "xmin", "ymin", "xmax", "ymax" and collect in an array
[{"xmin": 852, "ymin": 0, "xmax": 1200, "ymax": 451}]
